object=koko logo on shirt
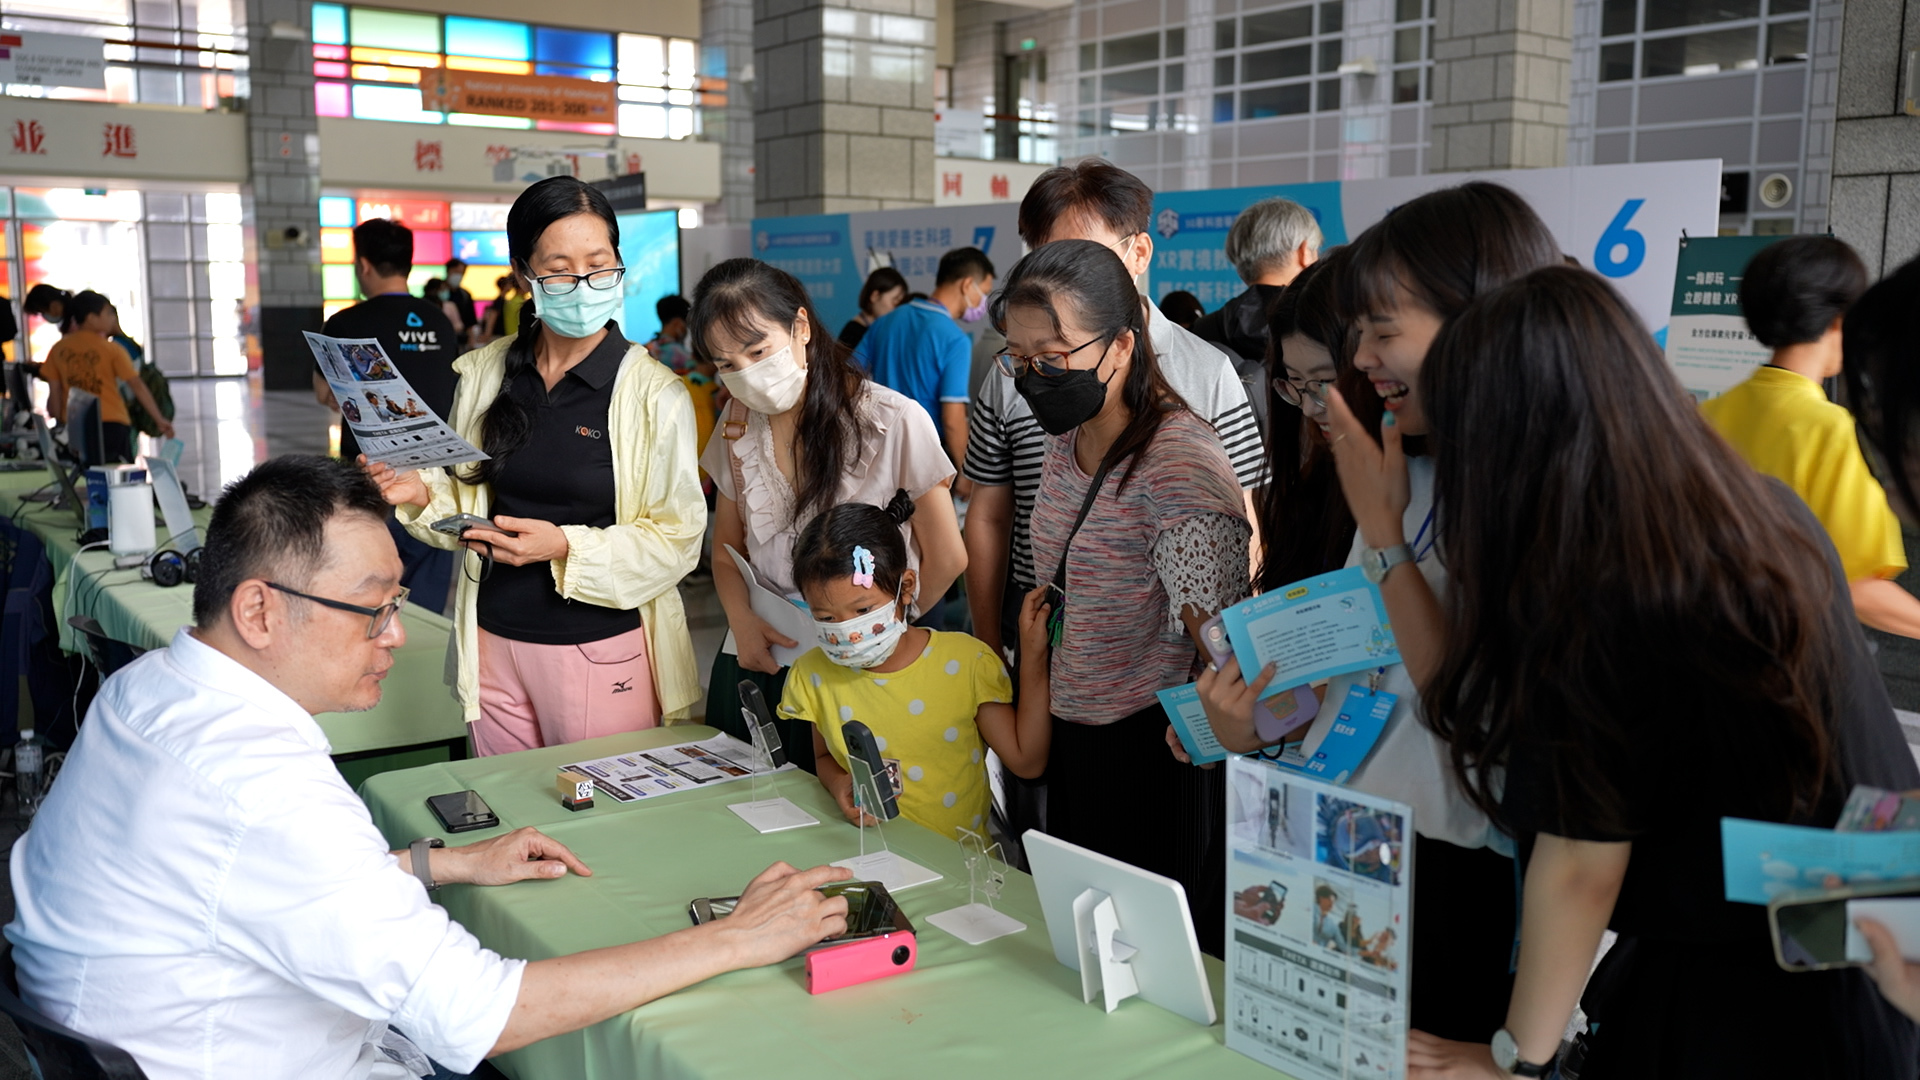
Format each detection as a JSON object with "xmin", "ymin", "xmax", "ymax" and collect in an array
[{"xmin": 576, "ymin": 426, "xmax": 603, "ymax": 439}]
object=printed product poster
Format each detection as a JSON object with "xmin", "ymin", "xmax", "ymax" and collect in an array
[
  {"xmin": 562, "ymin": 734, "xmax": 775, "ymax": 802},
  {"xmin": 1662, "ymin": 234, "xmax": 1790, "ymax": 401},
  {"xmin": 1226, "ymin": 756, "xmax": 1412, "ymax": 1080},
  {"xmin": 304, "ymin": 332, "xmax": 487, "ymax": 469}
]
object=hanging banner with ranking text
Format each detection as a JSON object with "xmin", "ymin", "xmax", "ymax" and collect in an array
[
  {"xmin": 1147, "ymin": 160, "xmax": 1721, "ymax": 340},
  {"xmin": 1663, "ymin": 234, "xmax": 1793, "ymax": 402}
]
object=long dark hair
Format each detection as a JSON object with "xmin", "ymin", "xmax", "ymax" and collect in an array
[
  {"xmin": 791, "ymin": 489, "xmax": 918, "ymax": 598},
  {"xmin": 1421, "ymin": 267, "xmax": 1841, "ymax": 836},
  {"xmin": 988, "ymin": 239, "xmax": 1187, "ymax": 489},
  {"xmin": 1338, "ymin": 181, "xmax": 1563, "ymax": 324},
  {"xmin": 688, "ymin": 258, "xmax": 871, "ymax": 526},
  {"xmin": 1257, "ymin": 255, "xmax": 1360, "ymax": 592},
  {"xmin": 1843, "ymin": 255, "xmax": 1920, "ymax": 519},
  {"xmin": 462, "ymin": 176, "xmax": 621, "ymax": 486}
]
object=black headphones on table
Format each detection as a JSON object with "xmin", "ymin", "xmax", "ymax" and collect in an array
[{"xmin": 143, "ymin": 547, "xmax": 200, "ymax": 588}]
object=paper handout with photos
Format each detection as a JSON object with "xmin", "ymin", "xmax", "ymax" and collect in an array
[{"xmin": 304, "ymin": 332, "xmax": 487, "ymax": 469}]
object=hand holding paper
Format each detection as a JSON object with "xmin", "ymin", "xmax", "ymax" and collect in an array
[{"xmin": 723, "ymin": 544, "xmax": 814, "ymax": 669}]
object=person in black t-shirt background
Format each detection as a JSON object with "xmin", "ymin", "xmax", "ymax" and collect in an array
[
  {"xmin": 445, "ymin": 257, "xmax": 479, "ymax": 347},
  {"xmin": 314, "ymin": 218, "xmax": 461, "ymax": 606}
]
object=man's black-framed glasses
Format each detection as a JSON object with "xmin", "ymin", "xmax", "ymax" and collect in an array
[
  {"xmin": 994, "ymin": 334, "xmax": 1110, "ymax": 378},
  {"xmin": 1274, "ymin": 376, "xmax": 1336, "ymax": 410},
  {"xmin": 266, "ymin": 582, "xmax": 409, "ymax": 639},
  {"xmin": 530, "ymin": 267, "xmax": 627, "ymax": 296}
]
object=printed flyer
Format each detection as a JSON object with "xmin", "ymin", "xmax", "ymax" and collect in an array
[
  {"xmin": 562, "ymin": 734, "xmax": 774, "ymax": 803},
  {"xmin": 1226, "ymin": 756, "xmax": 1413, "ymax": 1079},
  {"xmin": 304, "ymin": 332, "xmax": 486, "ymax": 469}
]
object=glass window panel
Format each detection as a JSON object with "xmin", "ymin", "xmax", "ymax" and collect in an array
[
  {"xmin": 445, "ymin": 17, "xmax": 530, "ymax": 61},
  {"xmin": 1102, "ymin": 67, "xmax": 1159, "ymax": 99},
  {"xmin": 320, "ymin": 227, "xmax": 356, "ymax": 263},
  {"xmin": 349, "ymin": 47, "xmax": 440, "ymax": 67},
  {"xmin": 206, "ymin": 192, "xmax": 243, "ymax": 224},
  {"xmin": 534, "ymin": 26, "xmax": 615, "ymax": 68},
  {"xmin": 1167, "ymin": 28, "xmax": 1186, "ymax": 56},
  {"xmin": 1244, "ymin": 7, "xmax": 1314, "ymax": 45},
  {"xmin": 1396, "ymin": 0, "xmax": 1423, "ymax": 21},
  {"xmin": 318, "ymin": 196, "xmax": 356, "ymax": 228},
  {"xmin": 1770, "ymin": 0, "xmax": 1808, "ymax": 11},
  {"xmin": 447, "ymin": 112, "xmax": 535, "ymax": 128},
  {"xmin": 1393, "ymin": 66, "xmax": 1421, "ymax": 101},
  {"xmin": 447, "ymin": 57, "xmax": 533, "ymax": 74},
  {"xmin": 350, "ymin": 83, "xmax": 443, "ymax": 122},
  {"xmin": 1316, "ymin": 76, "xmax": 1340, "ymax": 110},
  {"xmin": 1080, "ymin": 75, "xmax": 1096, "ymax": 102},
  {"xmin": 1600, "ymin": 41, "xmax": 1636, "ymax": 80},
  {"xmin": 1216, "ymin": 19, "xmax": 1237, "ymax": 50},
  {"xmin": 1167, "ymin": 63, "xmax": 1186, "ymax": 92},
  {"xmin": 1644, "ymin": 0, "xmax": 1759, "ymax": 30},
  {"xmin": 621, "ymin": 34, "xmax": 667, "ymax": 84},
  {"xmin": 1214, "ymin": 92, "xmax": 1235, "ymax": 123},
  {"xmin": 1642, "ymin": 26, "xmax": 1758, "ymax": 75},
  {"xmin": 352, "ymin": 64, "xmax": 421, "ymax": 83},
  {"xmin": 1766, "ymin": 19, "xmax": 1807, "ymax": 62},
  {"xmin": 1602, "ymin": 0, "xmax": 1638, "ymax": 35},
  {"xmin": 1216, "ymin": 56, "xmax": 1236, "ymax": 84},
  {"xmin": 668, "ymin": 106, "xmax": 694, "ymax": 139},
  {"xmin": 1242, "ymin": 82, "xmax": 1310, "ymax": 117},
  {"xmin": 322, "ymin": 264, "xmax": 359, "ymax": 301},
  {"xmin": 1103, "ymin": 32, "xmax": 1159, "ymax": 67},
  {"xmin": 668, "ymin": 38, "xmax": 697, "ymax": 86},
  {"xmin": 312, "ymin": 3, "xmax": 347, "ymax": 45},
  {"xmin": 1318, "ymin": 39, "xmax": 1342, "ymax": 71},
  {"xmin": 1080, "ymin": 43, "xmax": 1097, "ymax": 70},
  {"xmin": 1394, "ymin": 27, "xmax": 1425, "ymax": 63},
  {"xmin": 348, "ymin": 8, "xmax": 441, "ymax": 52},
  {"xmin": 1105, "ymin": 98, "xmax": 1156, "ymax": 131},
  {"xmin": 534, "ymin": 63, "xmax": 613, "ymax": 81},
  {"xmin": 1320, "ymin": 0, "xmax": 1344, "ymax": 33},
  {"xmin": 1244, "ymin": 44, "xmax": 1312, "ymax": 81},
  {"xmin": 314, "ymin": 81, "xmax": 350, "ymax": 117}
]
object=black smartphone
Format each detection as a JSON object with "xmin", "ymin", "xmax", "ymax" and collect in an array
[
  {"xmin": 688, "ymin": 881, "xmax": 907, "ymax": 941},
  {"xmin": 842, "ymin": 720, "xmax": 899, "ymax": 820},
  {"xmin": 426, "ymin": 790, "xmax": 500, "ymax": 833},
  {"xmin": 737, "ymin": 681, "xmax": 787, "ymax": 768},
  {"xmin": 430, "ymin": 513, "xmax": 519, "ymax": 538}
]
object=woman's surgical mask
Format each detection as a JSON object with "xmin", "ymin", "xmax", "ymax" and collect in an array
[
  {"xmin": 815, "ymin": 596, "xmax": 908, "ymax": 669},
  {"xmin": 538, "ymin": 283, "xmax": 623, "ymax": 339},
  {"xmin": 719, "ymin": 342, "xmax": 807, "ymax": 415}
]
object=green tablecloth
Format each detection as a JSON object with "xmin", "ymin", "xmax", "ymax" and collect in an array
[
  {"xmin": 0, "ymin": 466, "xmax": 467, "ymax": 756},
  {"xmin": 360, "ymin": 727, "xmax": 1287, "ymax": 1080}
]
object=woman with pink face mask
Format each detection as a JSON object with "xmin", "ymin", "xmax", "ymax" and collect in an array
[{"xmin": 692, "ymin": 258, "xmax": 968, "ymax": 766}]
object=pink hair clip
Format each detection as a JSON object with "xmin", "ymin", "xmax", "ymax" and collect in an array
[{"xmin": 851, "ymin": 546, "xmax": 875, "ymax": 588}]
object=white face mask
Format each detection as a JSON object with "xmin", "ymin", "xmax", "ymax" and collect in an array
[
  {"xmin": 719, "ymin": 342, "xmax": 807, "ymax": 415},
  {"xmin": 814, "ymin": 597, "xmax": 908, "ymax": 669}
]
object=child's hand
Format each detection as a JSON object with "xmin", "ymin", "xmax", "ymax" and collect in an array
[
  {"xmin": 826, "ymin": 770, "xmax": 879, "ymax": 827},
  {"xmin": 1017, "ymin": 585, "xmax": 1053, "ymax": 658}
]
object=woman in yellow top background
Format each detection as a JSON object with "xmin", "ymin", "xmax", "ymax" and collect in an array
[{"xmin": 43, "ymin": 290, "xmax": 175, "ymax": 461}]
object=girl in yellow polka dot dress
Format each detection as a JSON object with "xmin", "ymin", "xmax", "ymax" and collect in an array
[{"xmin": 778, "ymin": 491, "xmax": 1054, "ymax": 840}]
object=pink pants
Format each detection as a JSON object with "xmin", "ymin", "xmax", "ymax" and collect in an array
[{"xmin": 473, "ymin": 625, "xmax": 660, "ymax": 757}]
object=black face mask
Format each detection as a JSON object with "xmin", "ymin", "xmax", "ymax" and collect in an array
[{"xmin": 1015, "ymin": 363, "xmax": 1115, "ymax": 436}]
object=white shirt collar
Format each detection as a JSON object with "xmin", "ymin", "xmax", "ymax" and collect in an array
[{"xmin": 167, "ymin": 626, "xmax": 334, "ymax": 755}]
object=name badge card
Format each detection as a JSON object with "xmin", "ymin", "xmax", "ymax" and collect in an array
[{"xmin": 1220, "ymin": 567, "xmax": 1402, "ymax": 697}]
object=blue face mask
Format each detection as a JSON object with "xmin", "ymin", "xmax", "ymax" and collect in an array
[{"xmin": 537, "ymin": 283, "xmax": 623, "ymax": 339}]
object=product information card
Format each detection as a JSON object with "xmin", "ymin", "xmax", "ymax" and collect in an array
[
  {"xmin": 1225, "ymin": 756, "xmax": 1412, "ymax": 1080},
  {"xmin": 1219, "ymin": 567, "xmax": 1401, "ymax": 696}
]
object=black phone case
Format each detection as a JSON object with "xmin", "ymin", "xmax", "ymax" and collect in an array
[
  {"xmin": 841, "ymin": 720, "xmax": 899, "ymax": 820},
  {"xmin": 737, "ymin": 681, "xmax": 787, "ymax": 768},
  {"xmin": 426, "ymin": 790, "xmax": 499, "ymax": 833}
]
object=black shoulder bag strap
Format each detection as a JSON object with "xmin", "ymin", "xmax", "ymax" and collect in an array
[{"xmin": 1045, "ymin": 459, "xmax": 1115, "ymax": 649}]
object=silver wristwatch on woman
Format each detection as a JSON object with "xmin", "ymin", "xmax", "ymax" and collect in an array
[
  {"xmin": 1359, "ymin": 542, "xmax": 1415, "ymax": 584},
  {"xmin": 1491, "ymin": 1028, "xmax": 1554, "ymax": 1077}
]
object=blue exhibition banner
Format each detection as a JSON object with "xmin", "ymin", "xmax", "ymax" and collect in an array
[
  {"xmin": 1150, "ymin": 181, "xmax": 1347, "ymax": 310},
  {"xmin": 751, "ymin": 213, "xmax": 864, "ymax": 331}
]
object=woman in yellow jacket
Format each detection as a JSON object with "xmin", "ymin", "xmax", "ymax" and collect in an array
[{"xmin": 367, "ymin": 176, "xmax": 704, "ymax": 755}]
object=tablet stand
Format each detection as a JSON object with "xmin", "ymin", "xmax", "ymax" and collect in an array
[
  {"xmin": 724, "ymin": 706, "xmax": 819, "ymax": 833},
  {"xmin": 840, "ymin": 758, "xmax": 940, "ymax": 891},
  {"xmin": 926, "ymin": 828, "xmax": 1026, "ymax": 945},
  {"xmin": 1072, "ymin": 888, "xmax": 1142, "ymax": 1014}
]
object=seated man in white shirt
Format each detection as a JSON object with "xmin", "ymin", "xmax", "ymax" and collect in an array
[{"xmin": 5, "ymin": 455, "xmax": 851, "ymax": 1080}]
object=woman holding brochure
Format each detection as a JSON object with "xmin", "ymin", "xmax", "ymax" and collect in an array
[
  {"xmin": 690, "ymin": 257, "xmax": 964, "ymax": 767},
  {"xmin": 998, "ymin": 240, "xmax": 1250, "ymax": 954},
  {"xmin": 368, "ymin": 176, "xmax": 707, "ymax": 755},
  {"xmin": 1196, "ymin": 183, "xmax": 1562, "ymax": 1040},
  {"xmin": 1402, "ymin": 268, "xmax": 1920, "ymax": 1079}
]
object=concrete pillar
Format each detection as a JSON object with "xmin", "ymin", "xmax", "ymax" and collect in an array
[
  {"xmin": 753, "ymin": 0, "xmax": 939, "ymax": 215},
  {"xmin": 1827, "ymin": 0, "xmax": 1920, "ymax": 277},
  {"xmin": 1427, "ymin": 0, "xmax": 1573, "ymax": 171},
  {"xmin": 242, "ymin": 0, "xmax": 323, "ymax": 390},
  {"xmin": 705, "ymin": 0, "xmax": 759, "ymax": 224}
]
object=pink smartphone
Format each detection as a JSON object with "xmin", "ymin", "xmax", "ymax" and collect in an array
[
  {"xmin": 806, "ymin": 931, "xmax": 917, "ymax": 993},
  {"xmin": 1195, "ymin": 614, "xmax": 1319, "ymax": 743}
]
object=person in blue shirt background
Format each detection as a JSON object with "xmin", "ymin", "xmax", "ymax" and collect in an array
[{"xmin": 854, "ymin": 248, "xmax": 994, "ymax": 495}]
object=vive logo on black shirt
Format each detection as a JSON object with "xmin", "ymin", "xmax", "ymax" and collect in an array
[{"xmin": 397, "ymin": 309, "xmax": 442, "ymax": 353}]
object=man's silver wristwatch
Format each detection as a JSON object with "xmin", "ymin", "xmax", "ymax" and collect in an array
[
  {"xmin": 1359, "ymin": 542, "xmax": 1415, "ymax": 584},
  {"xmin": 410, "ymin": 837, "xmax": 445, "ymax": 892},
  {"xmin": 1491, "ymin": 1028, "xmax": 1554, "ymax": 1078}
]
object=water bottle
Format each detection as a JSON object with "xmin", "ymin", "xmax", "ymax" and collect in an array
[{"xmin": 15, "ymin": 728, "xmax": 44, "ymax": 819}]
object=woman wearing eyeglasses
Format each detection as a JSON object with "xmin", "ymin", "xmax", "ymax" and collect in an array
[
  {"xmin": 367, "ymin": 175, "xmax": 706, "ymax": 756},
  {"xmin": 1002, "ymin": 239, "xmax": 1250, "ymax": 953}
]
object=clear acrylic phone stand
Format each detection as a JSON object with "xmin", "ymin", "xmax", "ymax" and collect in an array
[
  {"xmin": 926, "ymin": 828, "xmax": 1026, "ymax": 945},
  {"xmin": 839, "ymin": 756, "xmax": 941, "ymax": 891},
  {"xmin": 724, "ymin": 707, "xmax": 819, "ymax": 833}
]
